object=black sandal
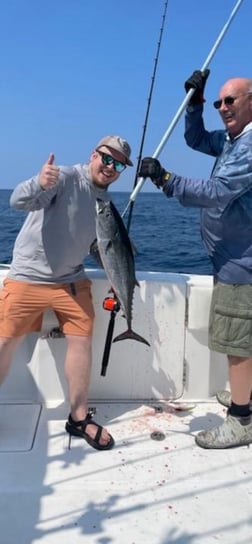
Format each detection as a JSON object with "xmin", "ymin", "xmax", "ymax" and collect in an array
[{"xmin": 65, "ymin": 413, "xmax": 115, "ymax": 451}]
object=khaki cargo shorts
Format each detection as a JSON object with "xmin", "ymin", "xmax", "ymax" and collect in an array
[
  {"xmin": 0, "ymin": 278, "xmax": 95, "ymax": 337},
  {"xmin": 209, "ymin": 282, "xmax": 252, "ymax": 357}
]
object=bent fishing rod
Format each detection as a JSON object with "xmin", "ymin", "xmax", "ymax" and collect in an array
[{"xmin": 122, "ymin": 0, "xmax": 244, "ymax": 218}]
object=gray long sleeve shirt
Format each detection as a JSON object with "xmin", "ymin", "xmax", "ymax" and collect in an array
[{"xmin": 8, "ymin": 164, "xmax": 107, "ymax": 283}]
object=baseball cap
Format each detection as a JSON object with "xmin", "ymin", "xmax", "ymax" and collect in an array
[{"xmin": 96, "ymin": 135, "xmax": 133, "ymax": 166}]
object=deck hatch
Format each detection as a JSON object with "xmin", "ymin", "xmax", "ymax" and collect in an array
[{"xmin": 0, "ymin": 403, "xmax": 42, "ymax": 452}]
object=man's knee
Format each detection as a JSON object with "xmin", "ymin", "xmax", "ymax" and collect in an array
[{"xmin": 0, "ymin": 335, "xmax": 24, "ymax": 351}]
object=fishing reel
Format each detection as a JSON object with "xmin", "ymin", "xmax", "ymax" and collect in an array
[
  {"xmin": 101, "ymin": 294, "xmax": 121, "ymax": 377},
  {"xmin": 103, "ymin": 295, "xmax": 120, "ymax": 313}
]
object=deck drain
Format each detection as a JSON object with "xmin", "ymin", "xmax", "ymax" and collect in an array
[
  {"xmin": 150, "ymin": 431, "xmax": 166, "ymax": 441},
  {"xmin": 153, "ymin": 406, "xmax": 163, "ymax": 413}
]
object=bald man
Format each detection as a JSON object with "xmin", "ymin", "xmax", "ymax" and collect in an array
[{"xmin": 138, "ymin": 72, "xmax": 252, "ymax": 449}]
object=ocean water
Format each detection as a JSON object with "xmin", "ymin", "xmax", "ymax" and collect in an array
[{"xmin": 0, "ymin": 189, "xmax": 212, "ymax": 275}]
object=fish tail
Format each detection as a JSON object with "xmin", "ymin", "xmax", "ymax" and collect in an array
[{"xmin": 113, "ymin": 329, "xmax": 150, "ymax": 346}]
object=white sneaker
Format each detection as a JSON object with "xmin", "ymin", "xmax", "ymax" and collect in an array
[{"xmin": 195, "ymin": 414, "xmax": 252, "ymax": 449}]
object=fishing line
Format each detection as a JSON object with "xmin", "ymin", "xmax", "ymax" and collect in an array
[
  {"xmin": 122, "ymin": 0, "xmax": 244, "ymax": 217},
  {"xmin": 126, "ymin": 0, "xmax": 169, "ymax": 233}
]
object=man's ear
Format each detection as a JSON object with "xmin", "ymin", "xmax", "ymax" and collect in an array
[{"xmin": 90, "ymin": 150, "xmax": 97, "ymax": 162}]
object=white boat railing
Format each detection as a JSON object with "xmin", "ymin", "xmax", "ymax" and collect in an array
[{"xmin": 0, "ymin": 267, "xmax": 228, "ymax": 404}]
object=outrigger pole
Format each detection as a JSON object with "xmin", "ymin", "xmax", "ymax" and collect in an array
[{"xmin": 122, "ymin": 0, "xmax": 244, "ymax": 217}]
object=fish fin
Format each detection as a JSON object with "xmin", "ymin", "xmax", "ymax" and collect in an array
[
  {"xmin": 89, "ymin": 238, "xmax": 104, "ymax": 268},
  {"xmin": 113, "ymin": 329, "xmax": 150, "ymax": 346},
  {"xmin": 105, "ymin": 240, "xmax": 113, "ymax": 254}
]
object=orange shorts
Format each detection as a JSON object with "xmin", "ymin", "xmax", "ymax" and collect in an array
[{"xmin": 0, "ymin": 278, "xmax": 95, "ymax": 337}]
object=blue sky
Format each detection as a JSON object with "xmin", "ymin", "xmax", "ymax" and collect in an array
[{"xmin": 0, "ymin": 0, "xmax": 250, "ymax": 191}]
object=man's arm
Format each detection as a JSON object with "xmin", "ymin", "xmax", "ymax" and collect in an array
[
  {"xmin": 184, "ymin": 69, "xmax": 225, "ymax": 157},
  {"xmin": 10, "ymin": 154, "xmax": 61, "ymax": 211},
  {"xmin": 185, "ymin": 105, "xmax": 226, "ymax": 157}
]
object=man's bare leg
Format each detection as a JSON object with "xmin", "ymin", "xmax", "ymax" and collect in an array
[
  {"xmin": 64, "ymin": 334, "xmax": 111, "ymax": 446},
  {"xmin": 229, "ymin": 355, "xmax": 252, "ymax": 405},
  {"xmin": 0, "ymin": 336, "xmax": 25, "ymax": 385}
]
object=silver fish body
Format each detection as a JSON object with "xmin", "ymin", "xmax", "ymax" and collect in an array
[{"xmin": 95, "ymin": 198, "xmax": 149, "ymax": 346}]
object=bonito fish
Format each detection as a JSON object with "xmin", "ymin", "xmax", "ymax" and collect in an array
[{"xmin": 95, "ymin": 198, "xmax": 150, "ymax": 346}]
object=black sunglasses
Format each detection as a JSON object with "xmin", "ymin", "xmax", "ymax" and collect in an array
[
  {"xmin": 96, "ymin": 149, "xmax": 126, "ymax": 173},
  {"xmin": 213, "ymin": 92, "xmax": 252, "ymax": 110}
]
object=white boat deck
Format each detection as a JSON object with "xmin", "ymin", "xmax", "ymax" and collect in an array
[
  {"xmin": 1, "ymin": 399, "xmax": 252, "ymax": 544},
  {"xmin": 0, "ymin": 267, "xmax": 251, "ymax": 543}
]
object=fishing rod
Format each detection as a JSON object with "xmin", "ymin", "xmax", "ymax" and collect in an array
[
  {"xmin": 100, "ymin": 1, "xmax": 169, "ymax": 377},
  {"xmin": 122, "ymin": 0, "xmax": 244, "ymax": 218},
  {"xmin": 126, "ymin": 0, "xmax": 169, "ymax": 233}
]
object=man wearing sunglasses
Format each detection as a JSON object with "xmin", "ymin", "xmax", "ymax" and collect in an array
[
  {"xmin": 139, "ymin": 70, "xmax": 252, "ymax": 450},
  {"xmin": 0, "ymin": 135, "xmax": 132, "ymax": 451}
]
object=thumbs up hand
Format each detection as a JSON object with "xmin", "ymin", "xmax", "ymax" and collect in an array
[{"xmin": 39, "ymin": 153, "xmax": 60, "ymax": 190}]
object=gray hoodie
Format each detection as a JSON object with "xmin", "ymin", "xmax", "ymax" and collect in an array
[{"xmin": 8, "ymin": 164, "xmax": 107, "ymax": 283}]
